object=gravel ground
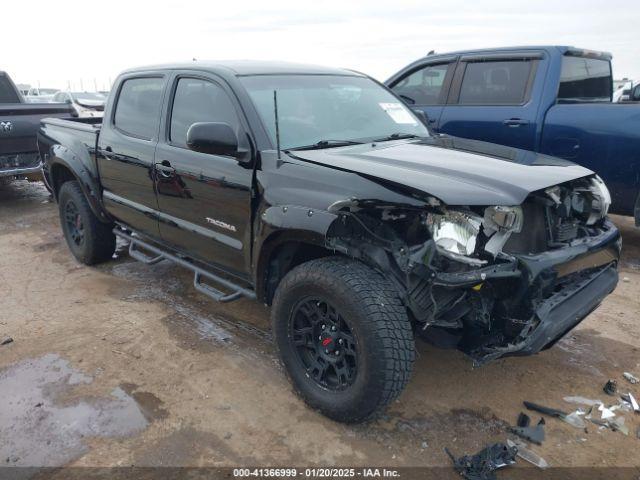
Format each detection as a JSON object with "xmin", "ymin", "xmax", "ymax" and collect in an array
[{"xmin": 1, "ymin": 180, "xmax": 639, "ymax": 473}]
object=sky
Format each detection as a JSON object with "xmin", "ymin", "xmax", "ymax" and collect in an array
[{"xmin": 4, "ymin": 0, "xmax": 639, "ymax": 91}]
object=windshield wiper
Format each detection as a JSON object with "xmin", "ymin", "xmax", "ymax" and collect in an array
[
  {"xmin": 373, "ymin": 133, "xmax": 421, "ymax": 142},
  {"xmin": 289, "ymin": 139, "xmax": 364, "ymax": 151}
]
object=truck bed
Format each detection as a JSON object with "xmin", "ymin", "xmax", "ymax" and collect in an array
[
  {"xmin": 37, "ymin": 117, "xmax": 102, "ymax": 190},
  {"xmin": 1, "ymin": 103, "xmax": 73, "ymax": 178}
]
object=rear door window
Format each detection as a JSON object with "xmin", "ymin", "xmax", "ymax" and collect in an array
[
  {"xmin": 458, "ymin": 60, "xmax": 533, "ymax": 105},
  {"xmin": 558, "ymin": 56, "xmax": 612, "ymax": 102},
  {"xmin": 391, "ymin": 63, "xmax": 453, "ymax": 105},
  {"xmin": 114, "ymin": 77, "xmax": 165, "ymax": 139}
]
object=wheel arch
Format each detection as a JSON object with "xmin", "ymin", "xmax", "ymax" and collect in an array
[
  {"xmin": 48, "ymin": 152, "xmax": 111, "ymax": 224},
  {"xmin": 255, "ymin": 229, "xmax": 339, "ymax": 305}
]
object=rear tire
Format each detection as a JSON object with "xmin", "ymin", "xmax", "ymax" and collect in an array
[
  {"xmin": 271, "ymin": 257, "xmax": 415, "ymax": 423},
  {"xmin": 58, "ymin": 181, "xmax": 115, "ymax": 265}
]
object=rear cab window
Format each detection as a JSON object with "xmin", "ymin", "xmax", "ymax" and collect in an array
[
  {"xmin": 114, "ymin": 77, "xmax": 165, "ymax": 139},
  {"xmin": 557, "ymin": 55, "xmax": 612, "ymax": 102},
  {"xmin": 0, "ymin": 75, "xmax": 20, "ymax": 103},
  {"xmin": 457, "ymin": 60, "xmax": 534, "ymax": 105},
  {"xmin": 391, "ymin": 63, "xmax": 454, "ymax": 105}
]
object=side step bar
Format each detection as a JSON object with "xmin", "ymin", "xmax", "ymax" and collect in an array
[{"xmin": 113, "ymin": 229, "xmax": 256, "ymax": 303}]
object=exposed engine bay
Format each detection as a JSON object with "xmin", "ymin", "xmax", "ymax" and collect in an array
[{"xmin": 326, "ymin": 175, "xmax": 620, "ymax": 364}]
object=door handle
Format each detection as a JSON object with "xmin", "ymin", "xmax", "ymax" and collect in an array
[
  {"xmin": 102, "ymin": 146, "xmax": 114, "ymax": 159},
  {"xmin": 154, "ymin": 162, "xmax": 176, "ymax": 177},
  {"xmin": 503, "ymin": 118, "xmax": 530, "ymax": 127}
]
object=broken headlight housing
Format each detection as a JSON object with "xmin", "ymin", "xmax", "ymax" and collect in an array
[
  {"xmin": 426, "ymin": 210, "xmax": 482, "ymax": 258},
  {"xmin": 585, "ymin": 176, "xmax": 611, "ymax": 225},
  {"xmin": 427, "ymin": 206, "xmax": 524, "ymax": 262}
]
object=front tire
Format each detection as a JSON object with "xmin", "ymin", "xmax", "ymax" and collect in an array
[
  {"xmin": 58, "ymin": 180, "xmax": 115, "ymax": 265},
  {"xmin": 272, "ymin": 257, "xmax": 415, "ymax": 423}
]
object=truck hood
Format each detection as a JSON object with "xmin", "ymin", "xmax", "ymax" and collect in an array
[{"xmin": 288, "ymin": 136, "xmax": 593, "ymax": 206}]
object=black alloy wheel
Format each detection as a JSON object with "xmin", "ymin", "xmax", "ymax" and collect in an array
[
  {"xmin": 63, "ymin": 199, "xmax": 85, "ymax": 247},
  {"xmin": 290, "ymin": 298, "xmax": 358, "ymax": 391}
]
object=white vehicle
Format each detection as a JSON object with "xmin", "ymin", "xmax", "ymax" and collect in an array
[
  {"xmin": 613, "ymin": 79, "xmax": 635, "ymax": 102},
  {"xmin": 52, "ymin": 91, "xmax": 106, "ymax": 118},
  {"xmin": 24, "ymin": 87, "xmax": 58, "ymax": 103}
]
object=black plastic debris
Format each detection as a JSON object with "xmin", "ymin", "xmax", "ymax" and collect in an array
[
  {"xmin": 524, "ymin": 401, "xmax": 566, "ymax": 418},
  {"xmin": 603, "ymin": 379, "xmax": 617, "ymax": 396},
  {"xmin": 511, "ymin": 416, "xmax": 546, "ymax": 445},
  {"xmin": 445, "ymin": 443, "xmax": 517, "ymax": 480},
  {"xmin": 0, "ymin": 337, "xmax": 13, "ymax": 346},
  {"xmin": 516, "ymin": 412, "xmax": 530, "ymax": 428},
  {"xmin": 523, "ymin": 401, "xmax": 584, "ymax": 428}
]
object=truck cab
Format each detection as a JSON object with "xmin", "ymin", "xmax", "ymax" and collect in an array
[{"xmin": 387, "ymin": 46, "xmax": 640, "ymax": 222}]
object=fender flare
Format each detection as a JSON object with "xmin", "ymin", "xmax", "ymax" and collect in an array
[
  {"xmin": 253, "ymin": 205, "xmax": 338, "ymax": 298},
  {"xmin": 47, "ymin": 145, "xmax": 112, "ymax": 223}
]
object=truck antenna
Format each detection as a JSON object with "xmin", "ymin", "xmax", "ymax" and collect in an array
[{"xmin": 273, "ymin": 90, "xmax": 282, "ymax": 160}]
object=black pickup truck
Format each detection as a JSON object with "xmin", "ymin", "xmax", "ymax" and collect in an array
[
  {"xmin": 1, "ymin": 71, "xmax": 71, "ymax": 184},
  {"xmin": 38, "ymin": 61, "xmax": 620, "ymax": 422}
]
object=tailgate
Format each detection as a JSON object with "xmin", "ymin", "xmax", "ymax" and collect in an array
[{"xmin": 1, "ymin": 104, "xmax": 71, "ymax": 172}]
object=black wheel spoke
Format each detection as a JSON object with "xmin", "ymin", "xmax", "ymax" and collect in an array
[
  {"xmin": 334, "ymin": 360, "xmax": 352, "ymax": 386},
  {"xmin": 308, "ymin": 357, "xmax": 330, "ymax": 382}
]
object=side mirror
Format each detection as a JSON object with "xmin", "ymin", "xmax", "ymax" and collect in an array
[
  {"xmin": 411, "ymin": 108, "xmax": 430, "ymax": 127},
  {"xmin": 186, "ymin": 122, "xmax": 239, "ymax": 157},
  {"xmin": 65, "ymin": 98, "xmax": 72, "ymax": 104},
  {"xmin": 632, "ymin": 85, "xmax": 640, "ymax": 102}
]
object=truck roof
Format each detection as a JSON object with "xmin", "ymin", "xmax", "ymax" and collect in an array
[
  {"xmin": 122, "ymin": 60, "xmax": 363, "ymax": 77},
  {"xmin": 405, "ymin": 45, "xmax": 612, "ymax": 64}
]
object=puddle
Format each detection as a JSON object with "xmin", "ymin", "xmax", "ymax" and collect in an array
[
  {"xmin": 0, "ymin": 354, "xmax": 151, "ymax": 467},
  {"xmin": 120, "ymin": 383, "xmax": 169, "ymax": 422}
]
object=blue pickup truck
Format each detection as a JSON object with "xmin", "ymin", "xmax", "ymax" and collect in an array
[{"xmin": 387, "ymin": 46, "xmax": 640, "ymax": 224}]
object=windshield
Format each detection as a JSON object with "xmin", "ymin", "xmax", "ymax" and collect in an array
[
  {"xmin": 71, "ymin": 92, "xmax": 106, "ymax": 101},
  {"xmin": 240, "ymin": 75, "xmax": 429, "ymax": 150}
]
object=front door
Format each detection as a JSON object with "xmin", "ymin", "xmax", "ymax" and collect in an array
[
  {"xmin": 388, "ymin": 60, "xmax": 456, "ymax": 132},
  {"xmin": 153, "ymin": 73, "xmax": 254, "ymax": 277}
]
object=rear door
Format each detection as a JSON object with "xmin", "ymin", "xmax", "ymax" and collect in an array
[
  {"xmin": 438, "ymin": 53, "xmax": 542, "ymax": 151},
  {"xmin": 97, "ymin": 74, "xmax": 166, "ymax": 238},
  {"xmin": 153, "ymin": 72, "xmax": 254, "ymax": 277},
  {"xmin": 388, "ymin": 59, "xmax": 456, "ymax": 132}
]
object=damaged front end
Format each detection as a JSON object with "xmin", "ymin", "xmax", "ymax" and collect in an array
[{"xmin": 326, "ymin": 175, "xmax": 620, "ymax": 365}]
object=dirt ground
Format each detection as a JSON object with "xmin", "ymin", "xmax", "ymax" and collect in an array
[{"xmin": 1, "ymin": 180, "xmax": 640, "ymax": 472}]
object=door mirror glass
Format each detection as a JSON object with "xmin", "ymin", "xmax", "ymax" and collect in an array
[
  {"xmin": 187, "ymin": 122, "xmax": 238, "ymax": 157},
  {"xmin": 632, "ymin": 85, "xmax": 640, "ymax": 101},
  {"xmin": 411, "ymin": 108, "xmax": 430, "ymax": 127}
]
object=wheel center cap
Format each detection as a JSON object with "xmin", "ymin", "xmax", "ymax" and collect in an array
[{"xmin": 319, "ymin": 331, "xmax": 340, "ymax": 355}]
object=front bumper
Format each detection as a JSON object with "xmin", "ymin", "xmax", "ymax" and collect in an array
[
  {"xmin": 437, "ymin": 220, "xmax": 621, "ymax": 364},
  {"xmin": 473, "ymin": 263, "xmax": 618, "ymax": 364}
]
